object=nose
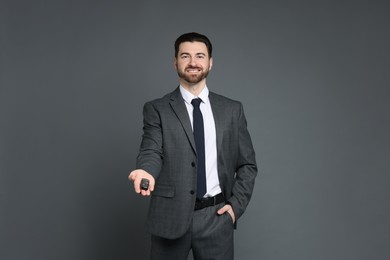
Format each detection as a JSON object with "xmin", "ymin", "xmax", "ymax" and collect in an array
[{"xmin": 189, "ymin": 57, "xmax": 196, "ymax": 66}]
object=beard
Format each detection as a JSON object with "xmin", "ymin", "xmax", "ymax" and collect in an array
[{"xmin": 177, "ymin": 66, "xmax": 210, "ymax": 84}]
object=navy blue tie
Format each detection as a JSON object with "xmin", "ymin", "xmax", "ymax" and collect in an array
[{"xmin": 191, "ymin": 98, "xmax": 207, "ymax": 199}]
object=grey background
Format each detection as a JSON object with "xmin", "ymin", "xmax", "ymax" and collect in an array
[{"xmin": 1, "ymin": 0, "xmax": 390, "ymax": 259}]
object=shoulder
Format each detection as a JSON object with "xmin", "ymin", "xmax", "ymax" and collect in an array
[
  {"xmin": 144, "ymin": 88, "xmax": 180, "ymax": 107},
  {"xmin": 209, "ymin": 91, "xmax": 243, "ymax": 108}
]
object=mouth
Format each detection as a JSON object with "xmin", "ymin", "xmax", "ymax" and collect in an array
[{"xmin": 186, "ymin": 67, "xmax": 202, "ymax": 73}]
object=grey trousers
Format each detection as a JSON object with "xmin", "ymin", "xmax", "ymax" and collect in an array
[{"xmin": 150, "ymin": 202, "xmax": 234, "ymax": 260}]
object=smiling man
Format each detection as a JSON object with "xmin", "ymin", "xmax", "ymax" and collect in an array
[{"xmin": 129, "ymin": 32, "xmax": 258, "ymax": 260}]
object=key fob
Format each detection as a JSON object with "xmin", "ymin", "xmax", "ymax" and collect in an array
[{"xmin": 140, "ymin": 178, "xmax": 149, "ymax": 191}]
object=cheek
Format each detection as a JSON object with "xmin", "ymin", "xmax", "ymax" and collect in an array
[{"xmin": 177, "ymin": 62, "xmax": 187, "ymax": 70}]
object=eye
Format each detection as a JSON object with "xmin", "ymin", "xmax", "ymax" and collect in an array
[{"xmin": 181, "ymin": 54, "xmax": 189, "ymax": 59}]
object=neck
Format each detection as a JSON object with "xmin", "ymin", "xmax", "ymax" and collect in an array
[{"xmin": 180, "ymin": 79, "xmax": 207, "ymax": 96}]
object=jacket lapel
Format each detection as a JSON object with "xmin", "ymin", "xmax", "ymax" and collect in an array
[{"xmin": 169, "ymin": 88, "xmax": 197, "ymax": 153}]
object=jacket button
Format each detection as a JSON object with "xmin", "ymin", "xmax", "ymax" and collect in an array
[
  {"xmin": 190, "ymin": 190, "xmax": 195, "ymax": 195},
  {"xmin": 191, "ymin": 162, "xmax": 196, "ymax": 167}
]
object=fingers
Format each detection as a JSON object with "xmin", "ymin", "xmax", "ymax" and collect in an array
[
  {"xmin": 140, "ymin": 188, "xmax": 150, "ymax": 196},
  {"xmin": 133, "ymin": 176, "xmax": 141, "ymax": 194},
  {"xmin": 128, "ymin": 171, "xmax": 136, "ymax": 182}
]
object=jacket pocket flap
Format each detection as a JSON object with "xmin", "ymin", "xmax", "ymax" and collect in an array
[{"xmin": 153, "ymin": 185, "xmax": 175, "ymax": 198}]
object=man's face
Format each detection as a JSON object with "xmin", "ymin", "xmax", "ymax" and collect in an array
[{"xmin": 174, "ymin": 41, "xmax": 213, "ymax": 85}]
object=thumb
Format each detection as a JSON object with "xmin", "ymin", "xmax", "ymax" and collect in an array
[
  {"xmin": 217, "ymin": 205, "xmax": 230, "ymax": 215},
  {"xmin": 149, "ymin": 177, "xmax": 155, "ymax": 192}
]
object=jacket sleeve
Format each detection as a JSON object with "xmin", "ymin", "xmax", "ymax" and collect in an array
[
  {"xmin": 228, "ymin": 103, "xmax": 258, "ymax": 220},
  {"xmin": 136, "ymin": 101, "xmax": 163, "ymax": 179}
]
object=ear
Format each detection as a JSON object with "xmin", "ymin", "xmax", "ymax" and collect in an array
[
  {"xmin": 173, "ymin": 57, "xmax": 178, "ymax": 69},
  {"xmin": 209, "ymin": 57, "xmax": 213, "ymax": 71}
]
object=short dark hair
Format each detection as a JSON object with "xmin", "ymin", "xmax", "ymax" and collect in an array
[{"xmin": 174, "ymin": 32, "xmax": 213, "ymax": 58}]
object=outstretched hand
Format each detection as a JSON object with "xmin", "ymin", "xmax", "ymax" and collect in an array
[{"xmin": 128, "ymin": 169, "xmax": 155, "ymax": 196}]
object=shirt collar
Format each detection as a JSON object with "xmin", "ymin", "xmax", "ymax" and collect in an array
[{"xmin": 179, "ymin": 85, "xmax": 209, "ymax": 105}]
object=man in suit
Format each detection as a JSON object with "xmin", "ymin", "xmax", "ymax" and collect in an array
[{"xmin": 129, "ymin": 32, "xmax": 257, "ymax": 260}]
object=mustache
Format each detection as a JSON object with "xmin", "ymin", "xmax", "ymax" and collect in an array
[{"xmin": 185, "ymin": 65, "xmax": 202, "ymax": 70}]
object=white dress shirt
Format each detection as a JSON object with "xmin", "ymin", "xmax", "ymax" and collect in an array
[{"xmin": 180, "ymin": 85, "xmax": 222, "ymax": 197}]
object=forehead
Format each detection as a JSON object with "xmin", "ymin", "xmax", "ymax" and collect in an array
[{"xmin": 178, "ymin": 41, "xmax": 208, "ymax": 55}]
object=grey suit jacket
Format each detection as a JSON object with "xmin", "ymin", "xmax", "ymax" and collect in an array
[{"xmin": 136, "ymin": 87, "xmax": 257, "ymax": 239}]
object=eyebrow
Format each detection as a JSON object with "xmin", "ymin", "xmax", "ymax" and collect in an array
[{"xmin": 180, "ymin": 52, "xmax": 207, "ymax": 57}]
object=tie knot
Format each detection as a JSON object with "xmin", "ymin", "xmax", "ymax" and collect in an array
[{"xmin": 191, "ymin": 98, "xmax": 202, "ymax": 108}]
